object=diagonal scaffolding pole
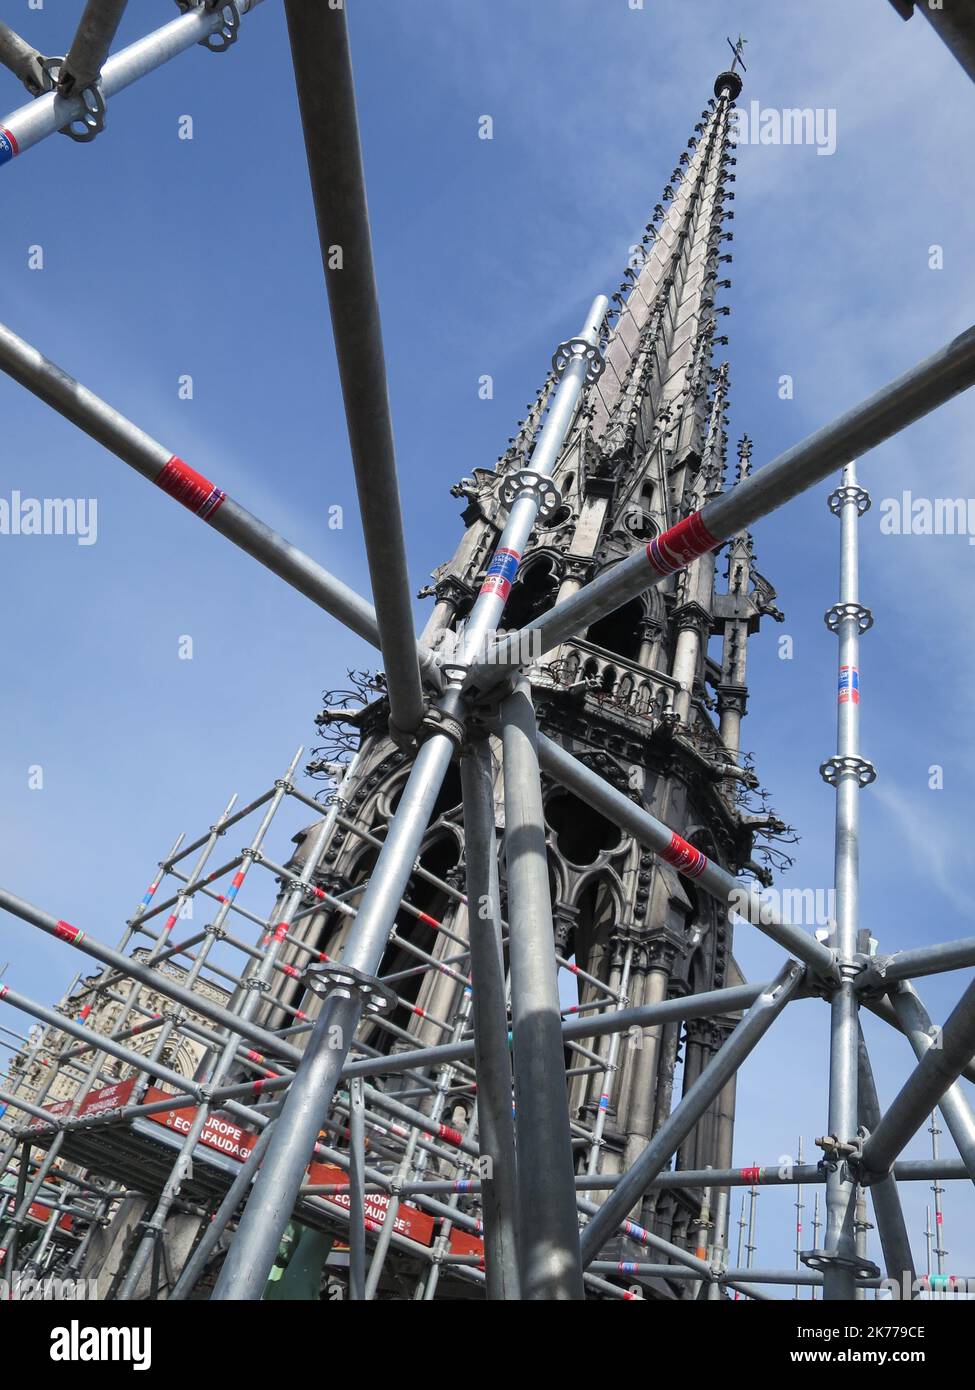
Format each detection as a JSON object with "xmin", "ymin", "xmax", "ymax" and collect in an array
[
  {"xmin": 0, "ymin": 320, "xmax": 437, "ymax": 687},
  {"xmin": 0, "ymin": 22, "xmax": 47, "ymax": 96},
  {"xmin": 578, "ymin": 960, "xmax": 804, "ymax": 1267},
  {"xmin": 211, "ymin": 295, "xmax": 608, "ymax": 1300},
  {"xmin": 536, "ymin": 732, "xmax": 833, "ymax": 974},
  {"xmin": 886, "ymin": 982, "xmax": 975, "ymax": 1183},
  {"xmin": 284, "ymin": 0, "xmax": 423, "ymax": 734},
  {"xmin": 59, "ymin": 0, "xmax": 130, "ymax": 96},
  {"xmin": 473, "ymin": 324, "xmax": 975, "ymax": 681},
  {"xmin": 860, "ymin": 974, "xmax": 975, "ymax": 1181},
  {"xmin": 501, "ymin": 678, "xmax": 584, "ymax": 1299}
]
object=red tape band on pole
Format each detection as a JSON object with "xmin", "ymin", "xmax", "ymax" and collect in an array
[
  {"xmin": 54, "ymin": 920, "xmax": 86, "ymax": 945},
  {"xmin": 660, "ymin": 832, "xmax": 708, "ymax": 879},
  {"xmin": 155, "ymin": 456, "xmax": 226, "ymax": 521},
  {"xmin": 646, "ymin": 511, "xmax": 719, "ymax": 578}
]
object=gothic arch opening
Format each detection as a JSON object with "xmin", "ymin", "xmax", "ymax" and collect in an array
[
  {"xmin": 368, "ymin": 834, "xmax": 462, "ymax": 1049},
  {"xmin": 585, "ymin": 597, "xmax": 644, "ymax": 663},
  {"xmin": 500, "ymin": 556, "xmax": 560, "ymax": 631},
  {"xmin": 544, "ymin": 790, "xmax": 623, "ymax": 866},
  {"xmin": 388, "ymin": 761, "xmax": 463, "ymax": 822}
]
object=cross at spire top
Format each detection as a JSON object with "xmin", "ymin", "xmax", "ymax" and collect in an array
[{"xmin": 726, "ymin": 34, "xmax": 748, "ymax": 74}]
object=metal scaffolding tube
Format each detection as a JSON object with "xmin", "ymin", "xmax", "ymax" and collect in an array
[
  {"xmin": 880, "ymin": 936, "xmax": 975, "ymax": 984},
  {"xmin": 860, "ymin": 975, "xmax": 975, "ymax": 1181},
  {"xmin": 502, "ymin": 678, "xmax": 584, "ymax": 1299},
  {"xmin": 579, "ymin": 961, "xmax": 803, "ymax": 1266},
  {"xmin": 59, "ymin": 0, "xmax": 130, "ymax": 96},
  {"xmin": 820, "ymin": 461, "xmax": 871, "ymax": 1300},
  {"xmin": 459, "ymin": 742, "xmax": 521, "ymax": 1299},
  {"xmin": 475, "ymin": 324, "xmax": 975, "ymax": 677},
  {"xmin": 0, "ymin": 1, "xmax": 267, "ymax": 165},
  {"xmin": 536, "ymin": 732, "xmax": 833, "ymax": 975},
  {"xmin": 0, "ymin": 22, "xmax": 47, "ymax": 96},
  {"xmin": 887, "ymin": 983, "xmax": 975, "ymax": 1183},
  {"xmin": 0, "ymin": 321, "xmax": 438, "ymax": 685},
  {"xmin": 857, "ymin": 1028, "xmax": 917, "ymax": 1287},
  {"xmin": 284, "ymin": 0, "xmax": 423, "ymax": 734}
]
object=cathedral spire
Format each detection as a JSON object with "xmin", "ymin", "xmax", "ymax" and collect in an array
[{"xmin": 569, "ymin": 63, "xmax": 742, "ymax": 528}]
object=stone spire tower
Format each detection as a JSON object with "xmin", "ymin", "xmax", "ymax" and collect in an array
[{"xmin": 264, "ymin": 59, "xmax": 786, "ymax": 1270}]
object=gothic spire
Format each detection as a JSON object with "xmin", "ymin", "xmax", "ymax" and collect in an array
[{"xmin": 575, "ymin": 66, "xmax": 742, "ymax": 517}]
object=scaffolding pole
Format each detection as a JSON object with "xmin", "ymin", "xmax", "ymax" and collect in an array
[
  {"xmin": 284, "ymin": 0, "xmax": 424, "ymax": 734},
  {"xmin": 817, "ymin": 462, "xmax": 873, "ymax": 1300}
]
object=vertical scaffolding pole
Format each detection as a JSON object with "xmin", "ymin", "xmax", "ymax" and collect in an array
[
  {"xmin": 819, "ymin": 462, "xmax": 874, "ymax": 1299},
  {"xmin": 459, "ymin": 742, "xmax": 520, "ymax": 1299},
  {"xmin": 795, "ymin": 1136, "xmax": 804, "ymax": 1299},
  {"xmin": 929, "ymin": 1112, "xmax": 946, "ymax": 1294},
  {"xmin": 347, "ymin": 1079, "xmax": 367, "ymax": 1301},
  {"xmin": 501, "ymin": 677, "xmax": 584, "ymax": 1300}
]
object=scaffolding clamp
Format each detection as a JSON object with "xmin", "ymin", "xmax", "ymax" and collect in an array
[
  {"xmin": 497, "ymin": 468, "xmax": 563, "ymax": 523},
  {"xmin": 176, "ymin": 1, "xmax": 241, "ymax": 52},
  {"xmin": 819, "ymin": 755, "xmax": 877, "ymax": 789},
  {"xmin": 824, "ymin": 601, "xmax": 874, "ymax": 634},
  {"xmin": 552, "ymin": 336, "xmax": 605, "ymax": 383},
  {"xmin": 828, "ymin": 482, "xmax": 871, "ymax": 516},
  {"xmin": 301, "ymin": 961, "xmax": 397, "ymax": 1019}
]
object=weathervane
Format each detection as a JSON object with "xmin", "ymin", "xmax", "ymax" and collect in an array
[{"xmin": 727, "ymin": 33, "xmax": 748, "ymax": 74}]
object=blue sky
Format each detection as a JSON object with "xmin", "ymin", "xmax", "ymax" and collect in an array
[{"xmin": 1, "ymin": 0, "xmax": 974, "ymax": 1292}]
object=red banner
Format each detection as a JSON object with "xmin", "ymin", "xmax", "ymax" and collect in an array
[{"xmin": 306, "ymin": 1162, "xmax": 435, "ymax": 1246}]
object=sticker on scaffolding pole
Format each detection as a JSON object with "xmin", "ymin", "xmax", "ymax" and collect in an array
[
  {"xmin": 155, "ymin": 455, "xmax": 226, "ymax": 521},
  {"xmin": 660, "ymin": 831, "xmax": 708, "ymax": 879},
  {"xmin": 646, "ymin": 510, "xmax": 719, "ymax": 578},
  {"xmin": 838, "ymin": 665, "xmax": 860, "ymax": 704},
  {"xmin": 0, "ymin": 129, "xmax": 19, "ymax": 167},
  {"xmin": 480, "ymin": 546, "xmax": 521, "ymax": 600}
]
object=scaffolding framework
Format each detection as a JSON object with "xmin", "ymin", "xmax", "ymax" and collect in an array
[{"xmin": 1, "ymin": 0, "xmax": 975, "ymax": 1303}]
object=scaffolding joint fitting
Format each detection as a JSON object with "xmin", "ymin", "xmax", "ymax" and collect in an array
[
  {"xmin": 814, "ymin": 1133, "xmax": 860, "ymax": 1179},
  {"xmin": 55, "ymin": 68, "xmax": 108, "ymax": 143},
  {"xmin": 552, "ymin": 336, "xmax": 605, "ymax": 384},
  {"xmin": 850, "ymin": 952, "xmax": 891, "ymax": 1000},
  {"xmin": 204, "ymin": 921, "xmax": 228, "ymax": 941},
  {"xmin": 800, "ymin": 1247, "xmax": 880, "ymax": 1280},
  {"xmin": 824, "ymin": 601, "xmax": 874, "ymax": 634},
  {"xmin": 497, "ymin": 468, "xmax": 564, "ymax": 523},
  {"xmin": 819, "ymin": 754, "xmax": 877, "ymax": 789},
  {"xmin": 828, "ymin": 483, "xmax": 871, "ymax": 516},
  {"xmin": 301, "ymin": 961, "xmax": 397, "ymax": 1018},
  {"xmin": 176, "ymin": 0, "xmax": 241, "ymax": 52}
]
